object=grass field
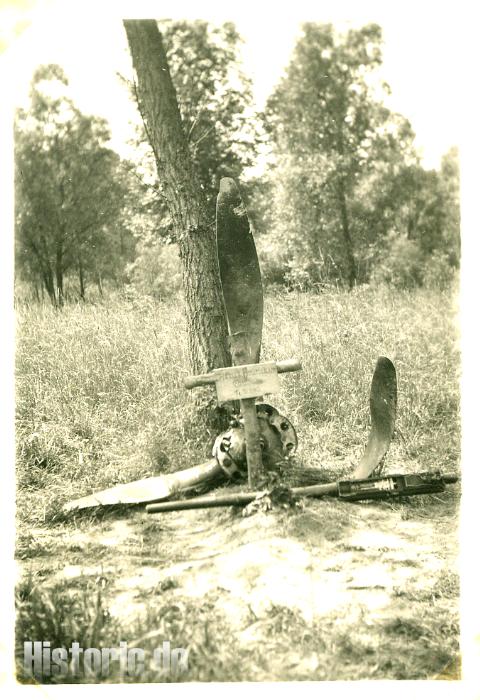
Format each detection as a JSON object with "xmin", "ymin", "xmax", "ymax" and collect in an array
[{"xmin": 15, "ymin": 283, "xmax": 461, "ymax": 682}]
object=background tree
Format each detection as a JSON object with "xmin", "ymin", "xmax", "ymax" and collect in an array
[
  {"xmin": 438, "ymin": 146, "xmax": 461, "ymax": 267},
  {"xmin": 264, "ymin": 23, "xmax": 418, "ymax": 289},
  {"xmin": 15, "ymin": 64, "xmax": 136, "ymax": 304},
  {"xmin": 370, "ymin": 150, "xmax": 461, "ymax": 289}
]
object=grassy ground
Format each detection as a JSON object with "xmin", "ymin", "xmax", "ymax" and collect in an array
[{"xmin": 15, "ymin": 284, "xmax": 461, "ymax": 682}]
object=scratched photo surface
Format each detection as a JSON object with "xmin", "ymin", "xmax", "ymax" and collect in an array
[{"xmin": 10, "ymin": 2, "xmax": 462, "ymax": 685}]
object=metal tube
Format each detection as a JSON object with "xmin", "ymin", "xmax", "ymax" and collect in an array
[
  {"xmin": 145, "ymin": 473, "xmax": 458, "ymax": 514},
  {"xmin": 146, "ymin": 481, "xmax": 339, "ymax": 513},
  {"xmin": 146, "ymin": 491, "xmax": 263, "ymax": 513}
]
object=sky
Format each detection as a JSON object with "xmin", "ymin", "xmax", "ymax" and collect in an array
[{"xmin": 1, "ymin": 0, "xmax": 470, "ymax": 170}]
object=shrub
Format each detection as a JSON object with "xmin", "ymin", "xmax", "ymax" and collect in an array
[
  {"xmin": 257, "ymin": 233, "xmax": 289, "ymax": 287},
  {"xmin": 126, "ymin": 241, "xmax": 182, "ymax": 299},
  {"xmin": 371, "ymin": 234, "xmax": 424, "ymax": 289},
  {"xmin": 422, "ymin": 250, "xmax": 457, "ymax": 290}
]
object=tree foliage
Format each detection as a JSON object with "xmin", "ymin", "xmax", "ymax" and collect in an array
[
  {"xmin": 130, "ymin": 20, "xmax": 258, "ymax": 219},
  {"xmin": 262, "ymin": 23, "xmax": 457, "ymax": 289},
  {"xmin": 370, "ymin": 148, "xmax": 460, "ymax": 288},
  {"xmin": 161, "ymin": 20, "xmax": 257, "ymax": 206},
  {"xmin": 15, "ymin": 64, "xmax": 136, "ymax": 303},
  {"xmin": 438, "ymin": 146, "xmax": 461, "ymax": 266}
]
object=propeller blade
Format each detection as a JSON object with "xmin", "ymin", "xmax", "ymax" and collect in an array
[
  {"xmin": 353, "ymin": 357, "xmax": 397, "ymax": 479},
  {"xmin": 216, "ymin": 177, "xmax": 263, "ymax": 364},
  {"xmin": 63, "ymin": 459, "xmax": 222, "ymax": 512}
]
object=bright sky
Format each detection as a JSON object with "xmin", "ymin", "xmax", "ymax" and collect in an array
[{"xmin": 1, "ymin": 0, "xmax": 470, "ymax": 170}]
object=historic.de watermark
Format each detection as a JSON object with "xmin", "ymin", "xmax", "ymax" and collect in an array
[{"xmin": 23, "ymin": 640, "xmax": 189, "ymax": 680}]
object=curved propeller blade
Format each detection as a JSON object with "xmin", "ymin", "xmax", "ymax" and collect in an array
[
  {"xmin": 216, "ymin": 177, "xmax": 263, "ymax": 364},
  {"xmin": 353, "ymin": 357, "xmax": 397, "ymax": 479}
]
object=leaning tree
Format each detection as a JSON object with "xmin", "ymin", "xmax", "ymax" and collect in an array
[{"xmin": 123, "ymin": 20, "xmax": 231, "ymax": 376}]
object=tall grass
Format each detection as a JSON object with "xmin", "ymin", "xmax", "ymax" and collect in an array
[
  {"xmin": 15, "ymin": 284, "xmax": 460, "ymax": 524},
  {"xmin": 14, "ymin": 284, "xmax": 461, "ymax": 682}
]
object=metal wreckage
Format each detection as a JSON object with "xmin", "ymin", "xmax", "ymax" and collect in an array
[{"xmin": 64, "ymin": 178, "xmax": 458, "ymax": 516}]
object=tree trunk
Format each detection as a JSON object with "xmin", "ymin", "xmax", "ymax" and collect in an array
[
  {"xmin": 337, "ymin": 178, "xmax": 357, "ymax": 290},
  {"xmin": 78, "ymin": 258, "xmax": 86, "ymax": 301},
  {"xmin": 94, "ymin": 268, "xmax": 104, "ymax": 296},
  {"xmin": 42, "ymin": 268, "xmax": 56, "ymax": 305},
  {"xmin": 24, "ymin": 228, "xmax": 56, "ymax": 304},
  {"xmin": 123, "ymin": 20, "xmax": 230, "ymax": 375},
  {"xmin": 55, "ymin": 241, "xmax": 64, "ymax": 306}
]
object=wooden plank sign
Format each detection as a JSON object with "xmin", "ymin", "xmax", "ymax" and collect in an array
[
  {"xmin": 184, "ymin": 358, "xmax": 301, "ymax": 393},
  {"xmin": 214, "ymin": 361, "xmax": 281, "ymax": 402}
]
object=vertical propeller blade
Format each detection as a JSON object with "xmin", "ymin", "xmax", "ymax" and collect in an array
[
  {"xmin": 353, "ymin": 357, "xmax": 397, "ymax": 479},
  {"xmin": 216, "ymin": 177, "xmax": 263, "ymax": 364}
]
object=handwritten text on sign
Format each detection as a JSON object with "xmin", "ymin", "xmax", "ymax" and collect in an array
[{"xmin": 214, "ymin": 361, "xmax": 280, "ymax": 402}]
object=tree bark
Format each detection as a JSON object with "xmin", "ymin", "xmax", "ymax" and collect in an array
[
  {"xmin": 55, "ymin": 238, "xmax": 64, "ymax": 306},
  {"xmin": 94, "ymin": 266, "xmax": 104, "ymax": 296},
  {"xmin": 123, "ymin": 20, "xmax": 231, "ymax": 374},
  {"xmin": 42, "ymin": 268, "xmax": 56, "ymax": 305},
  {"xmin": 337, "ymin": 178, "xmax": 357, "ymax": 289},
  {"xmin": 24, "ymin": 227, "xmax": 57, "ymax": 304},
  {"xmin": 78, "ymin": 258, "xmax": 86, "ymax": 301}
]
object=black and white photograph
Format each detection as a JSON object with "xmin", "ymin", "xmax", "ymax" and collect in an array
[{"xmin": 1, "ymin": 0, "xmax": 477, "ymax": 691}]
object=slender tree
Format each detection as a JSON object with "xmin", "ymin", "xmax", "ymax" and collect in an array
[
  {"xmin": 265, "ymin": 23, "xmax": 416, "ymax": 288},
  {"xmin": 15, "ymin": 65, "xmax": 135, "ymax": 303},
  {"xmin": 439, "ymin": 147, "xmax": 461, "ymax": 266}
]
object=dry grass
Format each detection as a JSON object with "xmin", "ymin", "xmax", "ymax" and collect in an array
[
  {"xmin": 14, "ymin": 283, "xmax": 461, "ymax": 682},
  {"xmin": 15, "ymin": 284, "xmax": 460, "ymax": 524}
]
